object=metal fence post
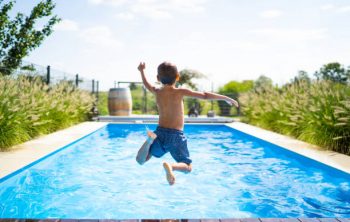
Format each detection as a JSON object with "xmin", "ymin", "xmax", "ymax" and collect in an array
[
  {"xmin": 142, "ymin": 86, "xmax": 146, "ymax": 113},
  {"xmin": 96, "ymin": 81, "xmax": 99, "ymax": 102},
  {"xmin": 46, "ymin": 65, "xmax": 50, "ymax": 85},
  {"xmin": 75, "ymin": 74, "xmax": 79, "ymax": 87},
  {"xmin": 145, "ymin": 90, "xmax": 147, "ymax": 113},
  {"xmin": 92, "ymin": 79, "xmax": 95, "ymax": 94}
]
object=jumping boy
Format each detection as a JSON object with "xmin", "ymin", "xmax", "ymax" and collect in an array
[{"xmin": 136, "ymin": 62, "xmax": 239, "ymax": 185}]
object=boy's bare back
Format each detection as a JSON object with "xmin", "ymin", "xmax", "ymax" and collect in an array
[{"xmin": 155, "ymin": 85, "xmax": 185, "ymax": 131}]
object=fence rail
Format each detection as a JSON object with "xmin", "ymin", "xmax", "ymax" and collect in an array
[{"xmin": 0, "ymin": 60, "xmax": 99, "ymax": 95}]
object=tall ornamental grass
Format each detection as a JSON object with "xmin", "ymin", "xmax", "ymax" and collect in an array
[
  {"xmin": 239, "ymin": 80, "xmax": 350, "ymax": 155},
  {"xmin": 0, "ymin": 76, "xmax": 95, "ymax": 150}
]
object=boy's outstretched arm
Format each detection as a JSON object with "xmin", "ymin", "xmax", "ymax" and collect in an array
[
  {"xmin": 138, "ymin": 62, "xmax": 156, "ymax": 93},
  {"xmin": 180, "ymin": 89, "xmax": 239, "ymax": 107}
]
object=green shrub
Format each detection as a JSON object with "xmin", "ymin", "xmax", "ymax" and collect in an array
[
  {"xmin": 239, "ymin": 80, "xmax": 350, "ymax": 154},
  {"xmin": 0, "ymin": 76, "xmax": 95, "ymax": 150},
  {"xmin": 97, "ymin": 91, "xmax": 108, "ymax": 115}
]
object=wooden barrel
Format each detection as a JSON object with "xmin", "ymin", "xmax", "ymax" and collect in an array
[{"xmin": 108, "ymin": 88, "xmax": 132, "ymax": 116}]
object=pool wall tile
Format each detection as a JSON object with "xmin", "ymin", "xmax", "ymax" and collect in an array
[
  {"xmin": 299, "ymin": 219, "xmax": 320, "ymax": 222},
  {"xmin": 182, "ymin": 220, "xmax": 200, "ymax": 222},
  {"xmin": 220, "ymin": 219, "xmax": 241, "ymax": 222},
  {"xmin": 240, "ymin": 219, "xmax": 261, "ymax": 222},
  {"xmin": 98, "ymin": 220, "xmax": 120, "ymax": 222},
  {"xmin": 160, "ymin": 220, "xmax": 180, "ymax": 222},
  {"xmin": 318, "ymin": 219, "xmax": 339, "ymax": 222},
  {"xmin": 278, "ymin": 219, "xmax": 299, "ymax": 222},
  {"xmin": 181, "ymin": 219, "xmax": 200, "ymax": 222},
  {"xmin": 200, "ymin": 219, "xmax": 220, "ymax": 222},
  {"xmin": 259, "ymin": 219, "xmax": 281, "ymax": 222},
  {"xmin": 319, "ymin": 218, "xmax": 339, "ymax": 222},
  {"xmin": 38, "ymin": 220, "xmax": 60, "ymax": 222},
  {"xmin": 336, "ymin": 219, "xmax": 350, "ymax": 222},
  {"xmin": 297, "ymin": 220, "xmax": 314, "ymax": 222},
  {"xmin": 59, "ymin": 220, "xmax": 79, "ymax": 222}
]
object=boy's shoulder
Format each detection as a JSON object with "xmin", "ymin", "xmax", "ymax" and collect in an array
[{"xmin": 155, "ymin": 86, "xmax": 187, "ymax": 96}]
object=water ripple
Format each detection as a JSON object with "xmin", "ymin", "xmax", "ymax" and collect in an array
[{"xmin": 0, "ymin": 124, "xmax": 350, "ymax": 218}]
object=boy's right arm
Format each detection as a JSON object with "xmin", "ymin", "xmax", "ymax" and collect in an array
[
  {"xmin": 180, "ymin": 89, "xmax": 239, "ymax": 107},
  {"xmin": 138, "ymin": 62, "xmax": 156, "ymax": 94}
]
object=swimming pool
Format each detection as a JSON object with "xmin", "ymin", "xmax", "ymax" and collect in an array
[{"xmin": 0, "ymin": 124, "xmax": 350, "ymax": 218}]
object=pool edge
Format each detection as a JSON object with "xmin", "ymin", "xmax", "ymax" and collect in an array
[{"xmin": 0, "ymin": 122, "xmax": 108, "ymax": 182}]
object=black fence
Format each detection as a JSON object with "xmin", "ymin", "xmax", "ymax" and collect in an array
[{"xmin": 0, "ymin": 60, "xmax": 99, "ymax": 96}]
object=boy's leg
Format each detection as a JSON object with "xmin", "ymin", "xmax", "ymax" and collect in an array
[
  {"xmin": 136, "ymin": 131, "xmax": 157, "ymax": 165},
  {"xmin": 172, "ymin": 162, "xmax": 192, "ymax": 172},
  {"xmin": 163, "ymin": 161, "xmax": 192, "ymax": 185}
]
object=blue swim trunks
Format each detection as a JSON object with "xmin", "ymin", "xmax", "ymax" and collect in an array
[{"xmin": 149, "ymin": 126, "xmax": 192, "ymax": 165}]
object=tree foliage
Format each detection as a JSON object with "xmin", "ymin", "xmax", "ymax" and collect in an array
[
  {"xmin": 314, "ymin": 62, "xmax": 350, "ymax": 84},
  {"xmin": 218, "ymin": 80, "xmax": 254, "ymax": 116},
  {"xmin": 292, "ymin": 70, "xmax": 311, "ymax": 85},
  {"xmin": 254, "ymin": 75, "xmax": 273, "ymax": 90},
  {"xmin": 219, "ymin": 80, "xmax": 254, "ymax": 97},
  {"xmin": 0, "ymin": 0, "xmax": 60, "ymax": 75}
]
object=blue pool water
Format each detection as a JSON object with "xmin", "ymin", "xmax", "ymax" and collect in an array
[{"xmin": 1, "ymin": 124, "xmax": 350, "ymax": 218}]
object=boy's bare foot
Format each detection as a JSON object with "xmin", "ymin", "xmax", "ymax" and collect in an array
[{"xmin": 163, "ymin": 162, "xmax": 175, "ymax": 185}]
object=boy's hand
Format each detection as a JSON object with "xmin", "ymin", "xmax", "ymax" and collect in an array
[
  {"xmin": 225, "ymin": 98, "xmax": 239, "ymax": 108},
  {"xmin": 138, "ymin": 62, "xmax": 146, "ymax": 72}
]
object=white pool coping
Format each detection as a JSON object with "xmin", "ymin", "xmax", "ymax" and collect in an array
[
  {"xmin": 1, "ymin": 120, "xmax": 349, "ymax": 181},
  {"xmin": 96, "ymin": 115, "xmax": 234, "ymax": 123}
]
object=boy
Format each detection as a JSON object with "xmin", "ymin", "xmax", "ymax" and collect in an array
[{"xmin": 136, "ymin": 62, "xmax": 239, "ymax": 185}]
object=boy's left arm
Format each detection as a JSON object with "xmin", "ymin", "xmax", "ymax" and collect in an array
[
  {"xmin": 138, "ymin": 62, "xmax": 156, "ymax": 94},
  {"xmin": 180, "ymin": 89, "xmax": 239, "ymax": 107}
]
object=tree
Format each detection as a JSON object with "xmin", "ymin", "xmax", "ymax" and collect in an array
[
  {"xmin": 254, "ymin": 75, "xmax": 273, "ymax": 90},
  {"xmin": 314, "ymin": 62, "xmax": 349, "ymax": 84},
  {"xmin": 291, "ymin": 70, "xmax": 311, "ymax": 85},
  {"xmin": 0, "ymin": 0, "xmax": 60, "ymax": 75},
  {"xmin": 177, "ymin": 69, "xmax": 205, "ymax": 90}
]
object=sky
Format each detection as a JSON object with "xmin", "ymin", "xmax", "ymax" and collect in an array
[{"xmin": 10, "ymin": 0, "xmax": 350, "ymax": 91}]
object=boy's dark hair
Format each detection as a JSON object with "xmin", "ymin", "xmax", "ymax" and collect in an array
[{"xmin": 157, "ymin": 62, "xmax": 178, "ymax": 85}]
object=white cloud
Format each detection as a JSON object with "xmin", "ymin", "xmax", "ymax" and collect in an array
[
  {"xmin": 251, "ymin": 28, "xmax": 328, "ymax": 42},
  {"xmin": 226, "ymin": 40, "xmax": 267, "ymax": 51},
  {"xmin": 91, "ymin": 0, "xmax": 208, "ymax": 20},
  {"xmin": 116, "ymin": 12, "xmax": 135, "ymax": 20},
  {"xmin": 88, "ymin": 0, "xmax": 126, "ymax": 6},
  {"xmin": 338, "ymin": 6, "xmax": 350, "ymax": 13},
  {"xmin": 54, "ymin": 19, "xmax": 79, "ymax": 31},
  {"xmin": 133, "ymin": 0, "xmax": 207, "ymax": 19},
  {"xmin": 320, "ymin": 4, "xmax": 350, "ymax": 13},
  {"xmin": 131, "ymin": 2, "xmax": 172, "ymax": 19},
  {"xmin": 79, "ymin": 26, "xmax": 123, "ymax": 48},
  {"xmin": 260, "ymin": 10, "xmax": 283, "ymax": 19}
]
